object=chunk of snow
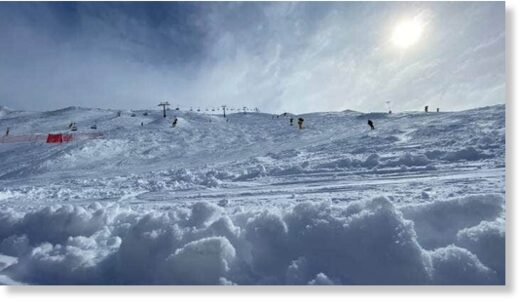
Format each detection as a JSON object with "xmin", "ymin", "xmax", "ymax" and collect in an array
[{"xmin": 400, "ymin": 194, "xmax": 504, "ymax": 249}]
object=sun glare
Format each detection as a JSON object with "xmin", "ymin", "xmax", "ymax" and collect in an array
[{"xmin": 392, "ymin": 18, "xmax": 423, "ymax": 49}]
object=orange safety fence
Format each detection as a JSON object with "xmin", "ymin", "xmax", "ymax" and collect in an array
[{"xmin": 0, "ymin": 133, "xmax": 103, "ymax": 144}]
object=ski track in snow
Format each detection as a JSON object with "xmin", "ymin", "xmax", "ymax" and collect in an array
[{"xmin": 0, "ymin": 105, "xmax": 505, "ymax": 285}]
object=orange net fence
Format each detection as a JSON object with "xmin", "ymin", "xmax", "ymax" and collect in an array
[{"xmin": 0, "ymin": 133, "xmax": 103, "ymax": 144}]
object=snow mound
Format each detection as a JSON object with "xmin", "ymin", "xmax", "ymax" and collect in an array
[
  {"xmin": 456, "ymin": 218, "xmax": 505, "ymax": 284},
  {"xmin": 429, "ymin": 245, "xmax": 498, "ymax": 284},
  {"xmin": 400, "ymin": 194, "xmax": 504, "ymax": 249},
  {"xmin": 0, "ymin": 105, "xmax": 13, "ymax": 117},
  {"xmin": 443, "ymin": 147, "xmax": 493, "ymax": 162},
  {"xmin": 0, "ymin": 195, "xmax": 503, "ymax": 285}
]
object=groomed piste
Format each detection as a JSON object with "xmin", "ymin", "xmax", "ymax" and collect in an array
[{"xmin": 0, "ymin": 105, "xmax": 505, "ymax": 285}]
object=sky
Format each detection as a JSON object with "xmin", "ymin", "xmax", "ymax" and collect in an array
[{"xmin": 0, "ymin": 1, "xmax": 505, "ymax": 114}]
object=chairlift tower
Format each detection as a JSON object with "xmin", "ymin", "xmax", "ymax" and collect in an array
[{"xmin": 158, "ymin": 102, "xmax": 170, "ymax": 118}]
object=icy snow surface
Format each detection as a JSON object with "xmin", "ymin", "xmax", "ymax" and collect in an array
[{"xmin": 0, "ymin": 105, "xmax": 505, "ymax": 284}]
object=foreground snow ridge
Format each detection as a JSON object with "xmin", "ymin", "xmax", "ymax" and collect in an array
[{"xmin": 0, "ymin": 194, "xmax": 504, "ymax": 285}]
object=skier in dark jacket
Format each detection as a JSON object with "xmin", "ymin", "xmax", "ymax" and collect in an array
[
  {"xmin": 290, "ymin": 118, "xmax": 293, "ymax": 126},
  {"xmin": 172, "ymin": 117, "xmax": 178, "ymax": 128},
  {"xmin": 368, "ymin": 120, "xmax": 375, "ymax": 130},
  {"xmin": 297, "ymin": 118, "xmax": 304, "ymax": 129}
]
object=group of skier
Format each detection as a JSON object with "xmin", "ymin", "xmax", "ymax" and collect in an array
[
  {"xmin": 280, "ymin": 105, "xmax": 440, "ymax": 132},
  {"xmin": 424, "ymin": 106, "xmax": 440, "ymax": 113},
  {"xmin": 288, "ymin": 117, "xmax": 305, "ymax": 129},
  {"xmin": 2, "ymin": 105, "xmax": 441, "ymax": 138},
  {"xmin": 158, "ymin": 105, "xmax": 441, "ymax": 132},
  {"xmin": 367, "ymin": 105, "xmax": 440, "ymax": 131}
]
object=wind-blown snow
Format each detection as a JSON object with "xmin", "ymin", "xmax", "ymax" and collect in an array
[{"xmin": 0, "ymin": 105, "xmax": 505, "ymax": 285}]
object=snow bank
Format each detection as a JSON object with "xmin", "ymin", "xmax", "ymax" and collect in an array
[
  {"xmin": 400, "ymin": 194, "xmax": 504, "ymax": 249},
  {"xmin": 316, "ymin": 153, "xmax": 380, "ymax": 169},
  {"xmin": 0, "ymin": 105, "xmax": 13, "ymax": 117},
  {"xmin": 270, "ymin": 197, "xmax": 432, "ymax": 285},
  {"xmin": 380, "ymin": 153, "xmax": 431, "ymax": 168},
  {"xmin": 442, "ymin": 147, "xmax": 493, "ymax": 162},
  {"xmin": 317, "ymin": 152, "xmax": 433, "ymax": 170},
  {"xmin": 429, "ymin": 245, "xmax": 498, "ymax": 285},
  {"xmin": 163, "ymin": 236, "xmax": 236, "ymax": 284},
  {"xmin": 456, "ymin": 218, "xmax": 505, "ymax": 283},
  {"xmin": 0, "ymin": 195, "xmax": 503, "ymax": 285},
  {"xmin": 424, "ymin": 146, "xmax": 493, "ymax": 162}
]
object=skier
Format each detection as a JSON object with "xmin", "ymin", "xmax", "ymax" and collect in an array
[
  {"xmin": 424, "ymin": 106, "xmax": 429, "ymax": 113},
  {"xmin": 5, "ymin": 127, "xmax": 9, "ymax": 136},
  {"xmin": 141, "ymin": 122, "xmax": 144, "ymax": 126},
  {"xmin": 436, "ymin": 108, "xmax": 440, "ymax": 113},
  {"xmin": 388, "ymin": 110, "xmax": 392, "ymax": 114},
  {"xmin": 290, "ymin": 118, "xmax": 293, "ymax": 126},
  {"xmin": 297, "ymin": 117, "xmax": 304, "ymax": 129},
  {"xmin": 368, "ymin": 120, "xmax": 375, "ymax": 130},
  {"xmin": 172, "ymin": 117, "xmax": 178, "ymax": 128}
]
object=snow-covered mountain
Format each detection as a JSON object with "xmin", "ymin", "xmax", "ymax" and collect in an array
[{"xmin": 0, "ymin": 104, "xmax": 505, "ymax": 285}]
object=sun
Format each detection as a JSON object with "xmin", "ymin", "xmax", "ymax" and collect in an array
[{"xmin": 391, "ymin": 18, "xmax": 424, "ymax": 49}]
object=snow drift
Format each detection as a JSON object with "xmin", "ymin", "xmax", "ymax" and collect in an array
[{"xmin": 0, "ymin": 194, "xmax": 504, "ymax": 285}]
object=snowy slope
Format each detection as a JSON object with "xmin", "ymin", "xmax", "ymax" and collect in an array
[{"xmin": 0, "ymin": 105, "xmax": 505, "ymax": 285}]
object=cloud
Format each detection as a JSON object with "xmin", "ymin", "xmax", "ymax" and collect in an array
[{"xmin": 0, "ymin": 2, "xmax": 505, "ymax": 114}]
